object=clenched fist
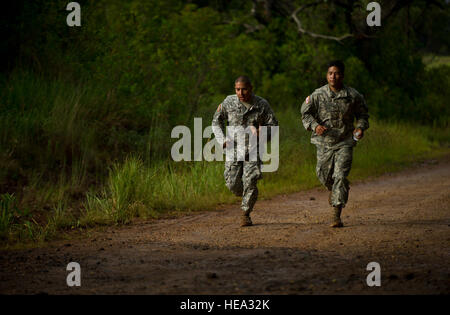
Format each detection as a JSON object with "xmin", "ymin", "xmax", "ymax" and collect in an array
[{"xmin": 315, "ymin": 125, "xmax": 328, "ymax": 136}]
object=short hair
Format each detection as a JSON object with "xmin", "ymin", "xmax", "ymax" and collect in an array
[
  {"xmin": 234, "ymin": 75, "xmax": 252, "ymax": 87},
  {"xmin": 327, "ymin": 60, "xmax": 345, "ymax": 74}
]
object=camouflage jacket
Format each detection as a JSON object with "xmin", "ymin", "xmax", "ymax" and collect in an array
[
  {"xmin": 212, "ymin": 94, "xmax": 278, "ymax": 150},
  {"xmin": 301, "ymin": 84, "xmax": 369, "ymax": 148}
]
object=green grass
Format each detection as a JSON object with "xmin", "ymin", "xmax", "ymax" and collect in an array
[
  {"xmin": 79, "ymin": 110, "xmax": 450, "ymax": 229},
  {"xmin": 1, "ymin": 107, "xmax": 449, "ymax": 247},
  {"xmin": 81, "ymin": 158, "xmax": 235, "ymax": 226},
  {"xmin": 0, "ymin": 72, "xmax": 449, "ymax": 247},
  {"xmin": 0, "ymin": 194, "xmax": 17, "ymax": 239},
  {"xmin": 423, "ymin": 55, "xmax": 450, "ymax": 69}
]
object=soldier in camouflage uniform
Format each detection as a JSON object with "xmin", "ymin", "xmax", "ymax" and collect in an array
[
  {"xmin": 301, "ymin": 60, "xmax": 369, "ymax": 227},
  {"xmin": 212, "ymin": 76, "xmax": 278, "ymax": 227}
]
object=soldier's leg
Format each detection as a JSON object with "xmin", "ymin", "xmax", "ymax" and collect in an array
[
  {"xmin": 330, "ymin": 146, "xmax": 353, "ymax": 208},
  {"xmin": 315, "ymin": 145, "xmax": 335, "ymax": 192},
  {"xmin": 224, "ymin": 161, "xmax": 244, "ymax": 196},
  {"xmin": 241, "ymin": 161, "xmax": 262, "ymax": 215}
]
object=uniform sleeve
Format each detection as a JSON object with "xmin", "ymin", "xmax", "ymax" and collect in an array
[
  {"xmin": 212, "ymin": 100, "xmax": 227, "ymax": 145},
  {"xmin": 261, "ymin": 102, "xmax": 278, "ymax": 142},
  {"xmin": 261, "ymin": 102, "xmax": 278, "ymax": 127},
  {"xmin": 354, "ymin": 93, "xmax": 369, "ymax": 131},
  {"xmin": 300, "ymin": 94, "xmax": 319, "ymax": 132}
]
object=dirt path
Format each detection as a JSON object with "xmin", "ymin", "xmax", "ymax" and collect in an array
[{"xmin": 1, "ymin": 158, "xmax": 449, "ymax": 294}]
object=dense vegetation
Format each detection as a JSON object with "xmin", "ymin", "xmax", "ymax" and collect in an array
[{"xmin": 1, "ymin": 0, "xmax": 449, "ymax": 245}]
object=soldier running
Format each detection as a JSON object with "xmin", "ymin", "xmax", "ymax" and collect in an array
[
  {"xmin": 301, "ymin": 60, "xmax": 369, "ymax": 227},
  {"xmin": 212, "ymin": 76, "xmax": 278, "ymax": 227}
]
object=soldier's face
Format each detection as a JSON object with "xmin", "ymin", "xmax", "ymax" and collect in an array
[
  {"xmin": 235, "ymin": 82, "xmax": 253, "ymax": 103},
  {"xmin": 327, "ymin": 66, "xmax": 344, "ymax": 90}
]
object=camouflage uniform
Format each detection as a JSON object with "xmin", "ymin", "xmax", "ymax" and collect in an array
[
  {"xmin": 301, "ymin": 84, "xmax": 369, "ymax": 208},
  {"xmin": 212, "ymin": 94, "xmax": 278, "ymax": 214}
]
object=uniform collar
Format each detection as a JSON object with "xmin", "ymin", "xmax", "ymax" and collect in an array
[
  {"xmin": 238, "ymin": 93, "xmax": 258, "ymax": 109},
  {"xmin": 326, "ymin": 84, "xmax": 348, "ymax": 98}
]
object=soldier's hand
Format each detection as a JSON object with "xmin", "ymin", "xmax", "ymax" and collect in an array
[
  {"xmin": 315, "ymin": 125, "xmax": 328, "ymax": 136},
  {"xmin": 223, "ymin": 140, "xmax": 232, "ymax": 148},
  {"xmin": 353, "ymin": 128, "xmax": 363, "ymax": 140},
  {"xmin": 250, "ymin": 126, "xmax": 259, "ymax": 136}
]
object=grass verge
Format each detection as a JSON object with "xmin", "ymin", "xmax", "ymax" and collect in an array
[{"xmin": 1, "ymin": 109, "xmax": 449, "ymax": 248}]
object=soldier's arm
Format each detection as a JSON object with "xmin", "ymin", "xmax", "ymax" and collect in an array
[
  {"xmin": 354, "ymin": 93, "xmax": 369, "ymax": 131},
  {"xmin": 212, "ymin": 99, "xmax": 227, "ymax": 146},
  {"xmin": 300, "ymin": 94, "xmax": 320, "ymax": 132},
  {"xmin": 260, "ymin": 101, "xmax": 278, "ymax": 142},
  {"xmin": 262, "ymin": 102, "xmax": 278, "ymax": 127}
]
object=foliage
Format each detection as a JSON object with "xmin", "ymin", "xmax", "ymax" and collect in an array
[{"xmin": 0, "ymin": 0, "xmax": 449, "ymax": 244}]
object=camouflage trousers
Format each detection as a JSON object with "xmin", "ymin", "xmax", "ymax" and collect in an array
[
  {"xmin": 224, "ymin": 161, "xmax": 262, "ymax": 214},
  {"xmin": 315, "ymin": 145, "xmax": 353, "ymax": 208}
]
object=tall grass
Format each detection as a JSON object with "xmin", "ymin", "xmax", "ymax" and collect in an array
[
  {"xmin": 0, "ymin": 194, "xmax": 17, "ymax": 239},
  {"xmin": 81, "ymin": 108, "xmax": 450, "ymax": 226},
  {"xmin": 0, "ymin": 71, "xmax": 449, "ymax": 245},
  {"xmin": 82, "ymin": 158, "xmax": 234, "ymax": 225}
]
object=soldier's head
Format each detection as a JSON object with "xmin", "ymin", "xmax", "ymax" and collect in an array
[
  {"xmin": 326, "ymin": 60, "xmax": 345, "ymax": 91},
  {"xmin": 234, "ymin": 76, "xmax": 253, "ymax": 103}
]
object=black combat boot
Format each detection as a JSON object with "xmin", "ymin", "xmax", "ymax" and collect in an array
[{"xmin": 330, "ymin": 205, "xmax": 343, "ymax": 228}]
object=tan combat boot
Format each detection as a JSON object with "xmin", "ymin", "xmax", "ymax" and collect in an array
[
  {"xmin": 330, "ymin": 205, "xmax": 344, "ymax": 228},
  {"xmin": 241, "ymin": 211, "xmax": 253, "ymax": 227}
]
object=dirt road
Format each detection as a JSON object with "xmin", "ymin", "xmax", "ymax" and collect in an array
[{"xmin": 1, "ymin": 158, "xmax": 449, "ymax": 294}]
